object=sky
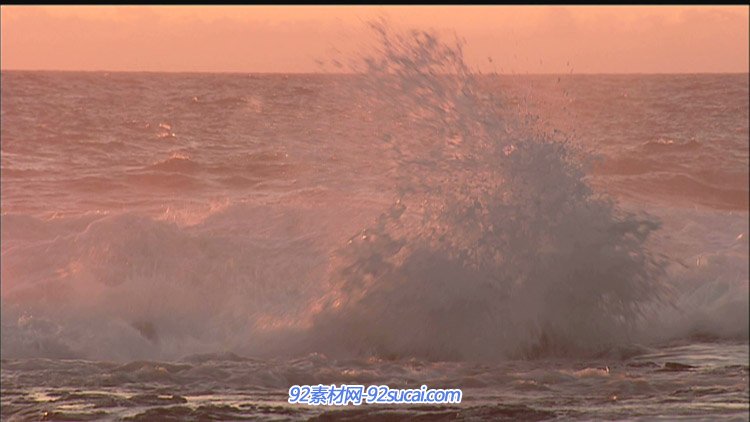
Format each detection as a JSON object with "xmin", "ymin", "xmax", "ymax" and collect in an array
[{"xmin": 1, "ymin": 6, "xmax": 748, "ymax": 74}]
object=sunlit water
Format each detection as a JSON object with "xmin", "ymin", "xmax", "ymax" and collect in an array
[{"xmin": 1, "ymin": 29, "xmax": 748, "ymax": 420}]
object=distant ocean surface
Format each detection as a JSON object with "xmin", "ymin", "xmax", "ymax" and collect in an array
[{"xmin": 1, "ymin": 38, "xmax": 748, "ymax": 420}]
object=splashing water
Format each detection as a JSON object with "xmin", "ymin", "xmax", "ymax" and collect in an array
[{"xmin": 300, "ymin": 23, "xmax": 668, "ymax": 361}]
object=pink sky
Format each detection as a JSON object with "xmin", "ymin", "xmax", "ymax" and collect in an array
[{"xmin": 1, "ymin": 6, "xmax": 748, "ymax": 74}]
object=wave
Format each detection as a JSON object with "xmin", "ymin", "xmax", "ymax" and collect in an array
[
  {"xmin": 148, "ymin": 154, "xmax": 201, "ymax": 173},
  {"xmin": 641, "ymin": 138, "xmax": 702, "ymax": 152},
  {"xmin": 601, "ymin": 173, "xmax": 749, "ymax": 211},
  {"xmin": 1, "ymin": 24, "xmax": 746, "ymax": 362},
  {"xmin": 285, "ymin": 24, "xmax": 669, "ymax": 360}
]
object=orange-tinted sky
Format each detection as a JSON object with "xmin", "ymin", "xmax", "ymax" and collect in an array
[{"xmin": 1, "ymin": 6, "xmax": 748, "ymax": 74}]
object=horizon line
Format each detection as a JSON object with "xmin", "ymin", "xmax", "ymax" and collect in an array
[{"xmin": 2, "ymin": 68, "xmax": 748, "ymax": 76}]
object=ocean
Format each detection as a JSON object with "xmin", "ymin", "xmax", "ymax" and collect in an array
[{"xmin": 1, "ymin": 31, "xmax": 748, "ymax": 421}]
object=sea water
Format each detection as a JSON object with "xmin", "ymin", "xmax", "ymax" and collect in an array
[{"xmin": 1, "ymin": 27, "xmax": 748, "ymax": 420}]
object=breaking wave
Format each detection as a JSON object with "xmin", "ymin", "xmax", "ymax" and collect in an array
[{"xmin": 301, "ymin": 24, "xmax": 669, "ymax": 360}]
